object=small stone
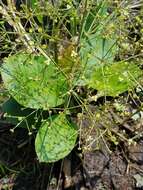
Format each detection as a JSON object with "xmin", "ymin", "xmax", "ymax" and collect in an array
[
  {"xmin": 83, "ymin": 151, "xmax": 109, "ymax": 177},
  {"xmin": 128, "ymin": 142, "xmax": 143, "ymax": 164}
]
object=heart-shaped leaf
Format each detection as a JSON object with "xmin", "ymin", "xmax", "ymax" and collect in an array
[
  {"xmin": 35, "ymin": 113, "xmax": 78, "ymax": 163},
  {"xmin": 1, "ymin": 53, "xmax": 68, "ymax": 109}
]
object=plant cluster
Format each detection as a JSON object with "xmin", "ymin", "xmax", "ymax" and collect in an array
[{"xmin": 0, "ymin": 0, "xmax": 143, "ymax": 163}]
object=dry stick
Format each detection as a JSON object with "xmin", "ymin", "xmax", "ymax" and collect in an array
[
  {"xmin": 109, "ymin": 109, "xmax": 134, "ymax": 132},
  {"xmin": 62, "ymin": 157, "xmax": 72, "ymax": 189}
]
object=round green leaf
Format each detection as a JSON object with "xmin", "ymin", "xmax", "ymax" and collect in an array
[
  {"xmin": 35, "ymin": 113, "xmax": 78, "ymax": 163},
  {"xmin": 1, "ymin": 53, "xmax": 68, "ymax": 109},
  {"xmin": 87, "ymin": 61, "xmax": 142, "ymax": 97}
]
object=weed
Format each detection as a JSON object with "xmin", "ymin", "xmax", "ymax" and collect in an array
[{"xmin": 0, "ymin": 0, "xmax": 143, "ymax": 163}]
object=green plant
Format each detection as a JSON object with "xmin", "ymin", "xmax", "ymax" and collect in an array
[
  {"xmin": 1, "ymin": 53, "xmax": 68, "ymax": 109},
  {"xmin": 0, "ymin": 0, "xmax": 142, "ymax": 163},
  {"xmin": 87, "ymin": 61, "xmax": 142, "ymax": 97},
  {"xmin": 1, "ymin": 52, "xmax": 78, "ymax": 162},
  {"xmin": 35, "ymin": 113, "xmax": 77, "ymax": 162}
]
